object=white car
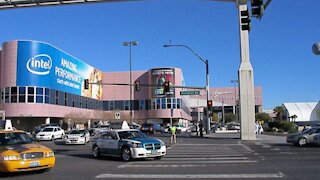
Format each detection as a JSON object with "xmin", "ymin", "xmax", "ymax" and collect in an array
[
  {"xmin": 176, "ymin": 125, "xmax": 190, "ymax": 133},
  {"xmin": 36, "ymin": 126, "xmax": 65, "ymax": 141},
  {"xmin": 91, "ymin": 129, "xmax": 166, "ymax": 161},
  {"xmin": 65, "ymin": 129, "xmax": 90, "ymax": 145}
]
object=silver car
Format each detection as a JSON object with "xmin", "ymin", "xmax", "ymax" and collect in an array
[{"xmin": 286, "ymin": 127, "xmax": 320, "ymax": 146}]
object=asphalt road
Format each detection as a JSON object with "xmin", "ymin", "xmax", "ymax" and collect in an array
[{"xmin": 2, "ymin": 133, "xmax": 320, "ymax": 179}]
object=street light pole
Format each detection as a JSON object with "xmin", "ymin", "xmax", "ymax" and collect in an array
[
  {"xmin": 163, "ymin": 43, "xmax": 211, "ymax": 134},
  {"xmin": 123, "ymin": 41, "xmax": 138, "ymax": 124}
]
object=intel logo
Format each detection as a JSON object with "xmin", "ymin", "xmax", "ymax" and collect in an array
[{"xmin": 26, "ymin": 54, "xmax": 52, "ymax": 75}]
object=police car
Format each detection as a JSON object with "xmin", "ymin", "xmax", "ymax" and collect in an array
[{"xmin": 91, "ymin": 129, "xmax": 166, "ymax": 161}]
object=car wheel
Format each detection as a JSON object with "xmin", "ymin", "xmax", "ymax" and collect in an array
[
  {"xmin": 298, "ymin": 137, "xmax": 307, "ymax": 146},
  {"xmin": 38, "ymin": 168, "xmax": 51, "ymax": 173},
  {"xmin": 121, "ymin": 147, "xmax": 131, "ymax": 161},
  {"xmin": 92, "ymin": 146, "xmax": 100, "ymax": 158},
  {"xmin": 154, "ymin": 156, "xmax": 163, "ymax": 160}
]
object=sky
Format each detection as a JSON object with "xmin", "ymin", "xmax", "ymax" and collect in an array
[{"xmin": 0, "ymin": 0, "xmax": 319, "ymax": 110}]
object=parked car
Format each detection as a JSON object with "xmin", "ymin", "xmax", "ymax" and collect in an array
[
  {"xmin": 91, "ymin": 129, "xmax": 166, "ymax": 161},
  {"xmin": 175, "ymin": 125, "xmax": 190, "ymax": 133},
  {"xmin": 286, "ymin": 127, "xmax": 320, "ymax": 146},
  {"xmin": 34, "ymin": 123, "xmax": 59, "ymax": 134},
  {"xmin": 89, "ymin": 125, "xmax": 110, "ymax": 136},
  {"xmin": 141, "ymin": 123, "xmax": 162, "ymax": 134},
  {"xmin": 227, "ymin": 123, "xmax": 240, "ymax": 131},
  {"xmin": 0, "ymin": 130, "xmax": 55, "ymax": 173},
  {"xmin": 64, "ymin": 129, "xmax": 90, "ymax": 145},
  {"xmin": 35, "ymin": 126, "xmax": 65, "ymax": 141}
]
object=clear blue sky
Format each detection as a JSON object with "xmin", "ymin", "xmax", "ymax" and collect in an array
[{"xmin": 0, "ymin": 0, "xmax": 319, "ymax": 110}]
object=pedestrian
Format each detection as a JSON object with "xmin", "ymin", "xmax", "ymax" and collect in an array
[
  {"xmin": 169, "ymin": 125, "xmax": 177, "ymax": 144},
  {"xmin": 199, "ymin": 123, "xmax": 203, "ymax": 137}
]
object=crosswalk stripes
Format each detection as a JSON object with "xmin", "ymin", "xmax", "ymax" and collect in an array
[
  {"xmin": 118, "ymin": 143, "xmax": 258, "ymax": 169},
  {"xmin": 95, "ymin": 143, "xmax": 285, "ymax": 179}
]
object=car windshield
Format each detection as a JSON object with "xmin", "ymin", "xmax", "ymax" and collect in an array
[
  {"xmin": 0, "ymin": 132, "xmax": 36, "ymax": 145},
  {"xmin": 42, "ymin": 128, "xmax": 54, "ymax": 132},
  {"xmin": 118, "ymin": 131, "xmax": 147, "ymax": 139},
  {"xmin": 69, "ymin": 130, "xmax": 85, "ymax": 135}
]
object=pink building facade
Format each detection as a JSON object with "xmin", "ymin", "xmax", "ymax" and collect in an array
[{"xmin": 0, "ymin": 40, "xmax": 262, "ymax": 132}]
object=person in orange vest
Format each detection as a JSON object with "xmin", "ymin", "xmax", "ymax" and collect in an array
[{"xmin": 169, "ymin": 125, "xmax": 177, "ymax": 144}]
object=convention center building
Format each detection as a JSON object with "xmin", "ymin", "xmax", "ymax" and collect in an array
[{"xmin": 0, "ymin": 40, "xmax": 263, "ymax": 132}]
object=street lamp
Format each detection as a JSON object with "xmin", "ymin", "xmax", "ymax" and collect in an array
[
  {"xmin": 123, "ymin": 41, "xmax": 138, "ymax": 124},
  {"xmin": 231, "ymin": 80, "xmax": 239, "ymax": 122},
  {"xmin": 163, "ymin": 43, "xmax": 210, "ymax": 134}
]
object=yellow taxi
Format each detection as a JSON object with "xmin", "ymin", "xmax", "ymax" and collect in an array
[{"xmin": 0, "ymin": 130, "xmax": 55, "ymax": 173}]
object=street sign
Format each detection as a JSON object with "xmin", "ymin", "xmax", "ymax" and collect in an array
[
  {"xmin": 180, "ymin": 91, "xmax": 200, "ymax": 95},
  {"xmin": 115, "ymin": 112, "xmax": 121, "ymax": 119}
]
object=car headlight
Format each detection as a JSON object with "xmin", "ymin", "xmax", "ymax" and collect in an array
[
  {"xmin": 0, "ymin": 155, "xmax": 21, "ymax": 161},
  {"xmin": 44, "ymin": 151, "xmax": 55, "ymax": 158},
  {"xmin": 131, "ymin": 142, "xmax": 143, "ymax": 148},
  {"xmin": 158, "ymin": 140, "xmax": 165, "ymax": 146}
]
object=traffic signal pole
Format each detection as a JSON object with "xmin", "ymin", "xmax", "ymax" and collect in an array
[{"xmin": 237, "ymin": 2, "xmax": 256, "ymax": 140}]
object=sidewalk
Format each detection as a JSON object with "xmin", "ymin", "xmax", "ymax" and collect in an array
[{"xmin": 190, "ymin": 131, "xmax": 287, "ymax": 144}]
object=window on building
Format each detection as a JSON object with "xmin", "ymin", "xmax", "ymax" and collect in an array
[
  {"xmin": 161, "ymin": 98, "xmax": 166, "ymax": 109},
  {"xmin": 11, "ymin": 87, "xmax": 17, "ymax": 103},
  {"xmin": 177, "ymin": 99, "xmax": 181, "ymax": 109},
  {"xmin": 156, "ymin": 98, "xmax": 161, "ymax": 109},
  {"xmin": 124, "ymin": 100, "xmax": 129, "ymax": 110},
  {"xmin": 27, "ymin": 87, "xmax": 34, "ymax": 103},
  {"xmin": 18, "ymin": 87, "xmax": 26, "ymax": 103},
  {"xmin": 36, "ymin": 87, "xmax": 43, "ymax": 103},
  {"xmin": 167, "ymin": 98, "xmax": 172, "ymax": 109},
  {"xmin": 4, "ymin": 87, "xmax": 10, "ymax": 103},
  {"xmin": 173, "ymin": 98, "xmax": 177, "ymax": 109},
  {"xmin": 103, "ymin": 101, "xmax": 109, "ymax": 111},
  {"xmin": 109, "ymin": 101, "xmax": 115, "ymax": 110},
  {"xmin": 58, "ymin": 91, "xmax": 65, "ymax": 106},
  {"xmin": 139, "ymin": 100, "xmax": 145, "ymax": 110},
  {"xmin": 151, "ymin": 99, "xmax": 156, "ymax": 110},
  {"xmin": 45, "ymin": 88, "xmax": 49, "ymax": 104},
  {"xmin": 74, "ymin": 95, "xmax": 80, "ymax": 108},
  {"xmin": 0, "ymin": 88, "xmax": 3, "ymax": 103},
  {"xmin": 55, "ymin": 90, "xmax": 59, "ymax": 105}
]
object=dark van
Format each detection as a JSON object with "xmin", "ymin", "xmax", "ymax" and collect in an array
[{"xmin": 141, "ymin": 123, "xmax": 162, "ymax": 134}]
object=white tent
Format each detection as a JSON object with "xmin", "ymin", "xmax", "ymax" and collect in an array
[{"xmin": 283, "ymin": 102, "xmax": 319, "ymax": 122}]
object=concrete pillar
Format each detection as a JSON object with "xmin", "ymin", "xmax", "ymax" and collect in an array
[{"xmin": 237, "ymin": 3, "xmax": 256, "ymax": 140}]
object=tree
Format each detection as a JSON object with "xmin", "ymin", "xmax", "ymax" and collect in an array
[
  {"xmin": 224, "ymin": 113, "xmax": 236, "ymax": 123},
  {"xmin": 255, "ymin": 112, "xmax": 270, "ymax": 123},
  {"xmin": 289, "ymin": 114, "xmax": 298, "ymax": 122},
  {"xmin": 273, "ymin": 106, "xmax": 285, "ymax": 121},
  {"xmin": 211, "ymin": 113, "xmax": 219, "ymax": 123}
]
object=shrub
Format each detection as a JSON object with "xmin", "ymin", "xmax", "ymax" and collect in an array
[{"xmin": 268, "ymin": 121, "xmax": 297, "ymax": 133}]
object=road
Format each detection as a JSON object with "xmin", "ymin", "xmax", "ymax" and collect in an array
[{"xmin": 2, "ymin": 133, "xmax": 320, "ymax": 179}]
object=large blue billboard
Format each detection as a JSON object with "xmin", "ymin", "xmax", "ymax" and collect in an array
[{"xmin": 16, "ymin": 41, "xmax": 103, "ymax": 100}]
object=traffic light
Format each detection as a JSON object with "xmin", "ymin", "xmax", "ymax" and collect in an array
[
  {"xmin": 207, "ymin": 100, "xmax": 213, "ymax": 108},
  {"xmin": 163, "ymin": 81, "xmax": 170, "ymax": 94},
  {"xmin": 240, "ymin": 10, "xmax": 250, "ymax": 31},
  {"xmin": 84, "ymin": 79, "xmax": 89, "ymax": 90},
  {"xmin": 134, "ymin": 81, "xmax": 140, "ymax": 91},
  {"xmin": 251, "ymin": 0, "xmax": 264, "ymax": 19}
]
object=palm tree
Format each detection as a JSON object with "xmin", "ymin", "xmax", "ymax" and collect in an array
[
  {"xmin": 273, "ymin": 106, "xmax": 285, "ymax": 121},
  {"xmin": 292, "ymin": 114, "xmax": 298, "ymax": 122}
]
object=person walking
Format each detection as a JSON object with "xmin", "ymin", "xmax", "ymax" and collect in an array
[{"xmin": 169, "ymin": 125, "xmax": 177, "ymax": 144}]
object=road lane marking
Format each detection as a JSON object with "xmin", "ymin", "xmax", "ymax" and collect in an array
[
  {"xmin": 118, "ymin": 160, "xmax": 258, "ymax": 167},
  {"xmin": 96, "ymin": 172, "xmax": 285, "ymax": 178},
  {"xmin": 162, "ymin": 157, "xmax": 249, "ymax": 160}
]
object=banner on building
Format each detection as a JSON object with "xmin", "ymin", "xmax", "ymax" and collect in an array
[
  {"xmin": 151, "ymin": 68, "xmax": 175, "ymax": 97},
  {"xmin": 16, "ymin": 40, "xmax": 103, "ymax": 100}
]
